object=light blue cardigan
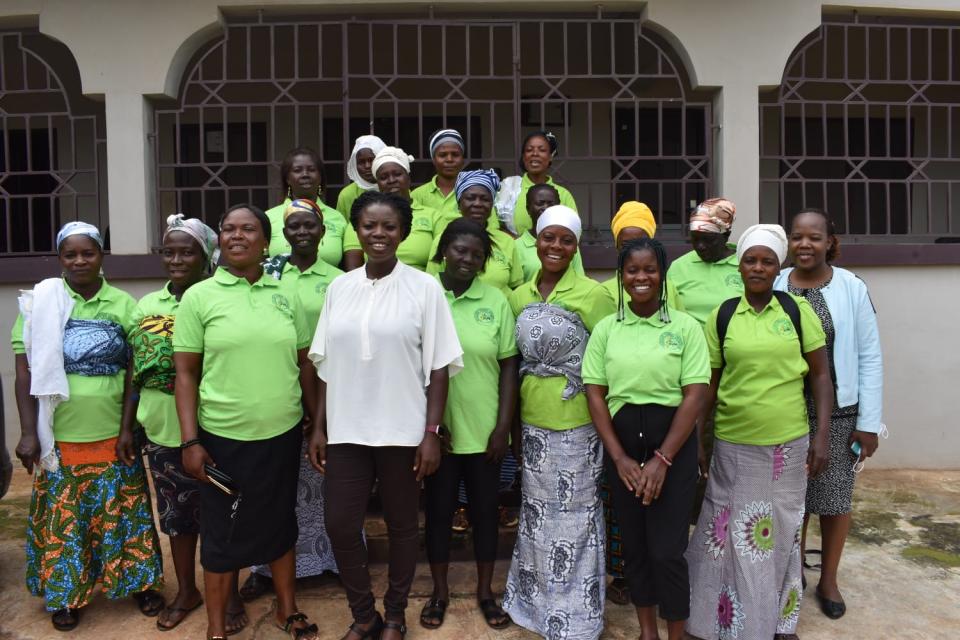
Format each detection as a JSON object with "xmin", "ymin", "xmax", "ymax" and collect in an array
[{"xmin": 774, "ymin": 266, "xmax": 883, "ymax": 434}]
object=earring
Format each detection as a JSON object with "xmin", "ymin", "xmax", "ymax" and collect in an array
[{"xmin": 286, "ymin": 186, "xmax": 292, "ymax": 200}]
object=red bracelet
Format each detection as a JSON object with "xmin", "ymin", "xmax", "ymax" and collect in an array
[{"xmin": 654, "ymin": 449, "xmax": 673, "ymax": 466}]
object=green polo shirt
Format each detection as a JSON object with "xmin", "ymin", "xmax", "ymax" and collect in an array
[
  {"xmin": 412, "ymin": 175, "xmax": 459, "ymax": 218},
  {"xmin": 666, "ymin": 247, "xmax": 743, "ymax": 326},
  {"xmin": 173, "ymin": 268, "xmax": 311, "ymax": 441},
  {"xmin": 397, "ymin": 202, "xmax": 446, "ymax": 271},
  {"xmin": 508, "ymin": 267, "xmax": 615, "ymax": 430},
  {"xmin": 11, "ymin": 279, "xmax": 136, "ymax": 443},
  {"xmin": 275, "ymin": 258, "xmax": 343, "ymax": 331},
  {"xmin": 583, "ymin": 305, "xmax": 709, "ymax": 416},
  {"xmin": 512, "ymin": 174, "xmax": 577, "ymax": 236},
  {"xmin": 426, "ymin": 227, "xmax": 524, "ymax": 294},
  {"xmin": 516, "ymin": 231, "xmax": 584, "ymax": 282},
  {"xmin": 335, "ymin": 182, "xmax": 367, "ymax": 220},
  {"xmin": 440, "ymin": 277, "xmax": 518, "ymax": 454},
  {"xmin": 131, "ymin": 283, "xmax": 182, "ymax": 447},
  {"xmin": 705, "ymin": 294, "xmax": 826, "ymax": 446},
  {"xmin": 266, "ymin": 198, "xmax": 361, "ymax": 266}
]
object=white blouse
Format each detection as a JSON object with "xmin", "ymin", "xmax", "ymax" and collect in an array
[{"xmin": 309, "ymin": 260, "xmax": 464, "ymax": 447}]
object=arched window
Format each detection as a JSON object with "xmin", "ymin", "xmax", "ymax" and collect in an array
[
  {"xmin": 154, "ymin": 13, "xmax": 711, "ymax": 246},
  {"xmin": 0, "ymin": 30, "xmax": 107, "ymax": 255},
  {"xmin": 760, "ymin": 13, "xmax": 960, "ymax": 242}
]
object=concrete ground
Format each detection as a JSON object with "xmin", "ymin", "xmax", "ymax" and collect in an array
[{"xmin": 1, "ymin": 469, "xmax": 958, "ymax": 640}]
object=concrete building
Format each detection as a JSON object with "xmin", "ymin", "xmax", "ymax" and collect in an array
[{"xmin": 1, "ymin": 1, "xmax": 957, "ymax": 466}]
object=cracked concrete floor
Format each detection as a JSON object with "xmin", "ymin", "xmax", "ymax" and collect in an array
[{"xmin": 1, "ymin": 469, "xmax": 958, "ymax": 639}]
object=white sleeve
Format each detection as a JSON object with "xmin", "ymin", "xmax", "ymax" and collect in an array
[
  {"xmin": 420, "ymin": 279, "xmax": 464, "ymax": 385},
  {"xmin": 308, "ymin": 284, "xmax": 332, "ymax": 380}
]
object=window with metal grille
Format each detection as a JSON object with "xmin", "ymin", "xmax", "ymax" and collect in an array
[
  {"xmin": 760, "ymin": 14, "xmax": 960, "ymax": 243},
  {"xmin": 153, "ymin": 13, "xmax": 713, "ymax": 247},
  {"xmin": 0, "ymin": 30, "xmax": 108, "ymax": 257}
]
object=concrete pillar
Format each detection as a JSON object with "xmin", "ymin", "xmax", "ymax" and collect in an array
[
  {"xmin": 714, "ymin": 86, "xmax": 762, "ymax": 231},
  {"xmin": 103, "ymin": 92, "xmax": 154, "ymax": 254}
]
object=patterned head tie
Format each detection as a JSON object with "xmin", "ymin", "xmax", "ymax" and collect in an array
[
  {"xmin": 164, "ymin": 214, "xmax": 220, "ymax": 270},
  {"xmin": 455, "ymin": 169, "xmax": 501, "ymax": 202},
  {"xmin": 690, "ymin": 197, "xmax": 737, "ymax": 234},
  {"xmin": 429, "ymin": 129, "xmax": 465, "ymax": 157}
]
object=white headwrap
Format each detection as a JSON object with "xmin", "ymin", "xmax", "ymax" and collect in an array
[
  {"xmin": 164, "ymin": 214, "xmax": 220, "ymax": 270},
  {"xmin": 372, "ymin": 147, "xmax": 414, "ymax": 178},
  {"xmin": 346, "ymin": 135, "xmax": 387, "ymax": 190},
  {"xmin": 736, "ymin": 223, "xmax": 788, "ymax": 265},
  {"xmin": 56, "ymin": 221, "xmax": 103, "ymax": 251},
  {"xmin": 536, "ymin": 204, "xmax": 582, "ymax": 241}
]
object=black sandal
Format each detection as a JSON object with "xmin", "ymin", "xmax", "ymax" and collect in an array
[
  {"xmin": 346, "ymin": 612, "xmax": 384, "ymax": 639},
  {"xmin": 277, "ymin": 612, "xmax": 319, "ymax": 640},
  {"xmin": 606, "ymin": 577, "xmax": 631, "ymax": 606},
  {"xmin": 382, "ymin": 620, "xmax": 408, "ymax": 639},
  {"xmin": 133, "ymin": 589, "xmax": 165, "ymax": 617},
  {"xmin": 51, "ymin": 608, "xmax": 80, "ymax": 632},
  {"xmin": 419, "ymin": 598, "xmax": 448, "ymax": 629},
  {"xmin": 478, "ymin": 598, "xmax": 511, "ymax": 630},
  {"xmin": 156, "ymin": 599, "xmax": 203, "ymax": 631}
]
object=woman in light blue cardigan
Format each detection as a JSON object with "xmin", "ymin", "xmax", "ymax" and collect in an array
[{"xmin": 775, "ymin": 208, "xmax": 883, "ymax": 622}]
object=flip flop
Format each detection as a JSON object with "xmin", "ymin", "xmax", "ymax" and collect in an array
[
  {"xmin": 51, "ymin": 608, "xmax": 80, "ymax": 632},
  {"xmin": 225, "ymin": 604, "xmax": 249, "ymax": 636},
  {"xmin": 157, "ymin": 599, "xmax": 203, "ymax": 631}
]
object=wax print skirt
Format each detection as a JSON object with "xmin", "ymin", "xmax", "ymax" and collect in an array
[{"xmin": 26, "ymin": 439, "xmax": 164, "ymax": 611}]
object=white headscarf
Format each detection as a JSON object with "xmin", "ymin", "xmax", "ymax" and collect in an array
[
  {"xmin": 56, "ymin": 221, "xmax": 103, "ymax": 251},
  {"xmin": 346, "ymin": 135, "xmax": 387, "ymax": 190},
  {"xmin": 736, "ymin": 223, "xmax": 788, "ymax": 264},
  {"xmin": 372, "ymin": 147, "xmax": 414, "ymax": 178},
  {"xmin": 536, "ymin": 205, "xmax": 582, "ymax": 241}
]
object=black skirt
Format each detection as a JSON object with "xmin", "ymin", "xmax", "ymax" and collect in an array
[{"xmin": 198, "ymin": 423, "xmax": 302, "ymax": 572}]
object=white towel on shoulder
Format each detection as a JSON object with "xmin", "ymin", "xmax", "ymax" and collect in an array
[{"xmin": 19, "ymin": 278, "xmax": 75, "ymax": 472}]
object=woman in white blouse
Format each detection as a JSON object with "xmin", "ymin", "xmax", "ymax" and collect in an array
[{"xmin": 308, "ymin": 190, "xmax": 463, "ymax": 640}]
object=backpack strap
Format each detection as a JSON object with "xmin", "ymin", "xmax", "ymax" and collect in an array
[{"xmin": 715, "ymin": 297, "xmax": 741, "ymax": 370}]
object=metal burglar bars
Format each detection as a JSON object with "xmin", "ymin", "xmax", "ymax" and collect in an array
[
  {"xmin": 154, "ymin": 14, "xmax": 712, "ymax": 245},
  {"xmin": 0, "ymin": 31, "xmax": 107, "ymax": 256},
  {"xmin": 760, "ymin": 14, "xmax": 960, "ymax": 242}
]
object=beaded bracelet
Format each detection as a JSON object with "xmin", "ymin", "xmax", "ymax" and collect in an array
[
  {"xmin": 654, "ymin": 449, "xmax": 673, "ymax": 467},
  {"xmin": 180, "ymin": 438, "xmax": 201, "ymax": 450}
]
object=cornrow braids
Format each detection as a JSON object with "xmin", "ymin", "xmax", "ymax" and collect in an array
[{"xmin": 616, "ymin": 237, "xmax": 671, "ymax": 324}]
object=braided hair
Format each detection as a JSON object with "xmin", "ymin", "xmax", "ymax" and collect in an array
[{"xmin": 616, "ymin": 237, "xmax": 671, "ymax": 324}]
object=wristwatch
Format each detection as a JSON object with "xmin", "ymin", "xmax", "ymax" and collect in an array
[{"xmin": 425, "ymin": 424, "xmax": 446, "ymax": 438}]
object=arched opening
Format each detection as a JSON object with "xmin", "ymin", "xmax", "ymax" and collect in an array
[
  {"xmin": 760, "ymin": 12, "xmax": 960, "ymax": 243},
  {"xmin": 153, "ymin": 13, "xmax": 712, "ymax": 246},
  {"xmin": 0, "ymin": 30, "xmax": 107, "ymax": 256}
]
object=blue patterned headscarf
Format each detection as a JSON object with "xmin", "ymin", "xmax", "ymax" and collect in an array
[
  {"xmin": 455, "ymin": 169, "xmax": 501, "ymax": 202},
  {"xmin": 56, "ymin": 221, "xmax": 103, "ymax": 252}
]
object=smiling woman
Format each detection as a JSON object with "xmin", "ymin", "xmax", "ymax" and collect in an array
[
  {"xmin": 173, "ymin": 204, "xmax": 320, "ymax": 640},
  {"xmin": 11, "ymin": 221, "xmax": 164, "ymax": 631},
  {"xmin": 308, "ymin": 190, "xmax": 463, "ymax": 640}
]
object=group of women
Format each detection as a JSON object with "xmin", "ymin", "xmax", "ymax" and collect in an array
[{"xmin": 11, "ymin": 127, "xmax": 883, "ymax": 640}]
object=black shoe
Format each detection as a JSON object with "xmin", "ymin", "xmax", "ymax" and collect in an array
[{"xmin": 816, "ymin": 588, "xmax": 846, "ymax": 619}]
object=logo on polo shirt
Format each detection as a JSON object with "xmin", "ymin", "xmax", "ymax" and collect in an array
[
  {"xmin": 491, "ymin": 249, "xmax": 507, "ymax": 265},
  {"xmin": 315, "ymin": 282, "xmax": 328, "ymax": 296},
  {"xmin": 272, "ymin": 293, "xmax": 292, "ymax": 316},
  {"xmin": 413, "ymin": 216, "xmax": 432, "ymax": 231},
  {"xmin": 772, "ymin": 318, "xmax": 794, "ymax": 337},
  {"xmin": 474, "ymin": 308, "xmax": 495, "ymax": 325},
  {"xmin": 659, "ymin": 331, "xmax": 684, "ymax": 353},
  {"xmin": 725, "ymin": 274, "xmax": 744, "ymax": 290}
]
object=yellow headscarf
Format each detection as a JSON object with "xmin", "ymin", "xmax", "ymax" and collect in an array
[{"xmin": 611, "ymin": 201, "xmax": 656, "ymax": 240}]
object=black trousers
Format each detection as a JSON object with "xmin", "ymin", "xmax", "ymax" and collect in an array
[
  {"xmin": 424, "ymin": 452, "xmax": 500, "ymax": 564},
  {"xmin": 323, "ymin": 444, "xmax": 419, "ymax": 622},
  {"xmin": 605, "ymin": 403, "xmax": 698, "ymax": 621}
]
